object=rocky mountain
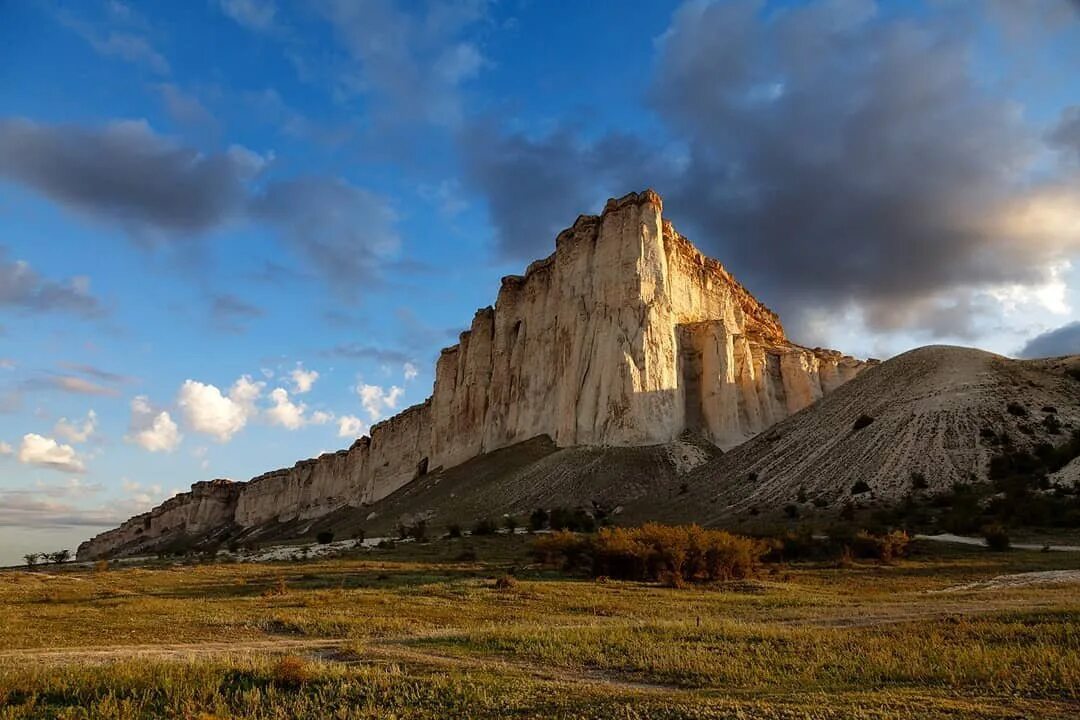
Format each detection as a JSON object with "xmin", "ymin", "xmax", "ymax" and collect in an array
[{"xmin": 79, "ymin": 189, "xmax": 870, "ymax": 560}]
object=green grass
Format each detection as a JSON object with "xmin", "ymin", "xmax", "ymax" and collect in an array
[{"xmin": 1, "ymin": 536, "xmax": 1078, "ymax": 718}]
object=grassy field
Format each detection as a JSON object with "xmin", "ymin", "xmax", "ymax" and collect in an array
[{"xmin": 1, "ymin": 535, "xmax": 1078, "ymax": 718}]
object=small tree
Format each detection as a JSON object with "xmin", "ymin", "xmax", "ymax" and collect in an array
[
  {"xmin": 447, "ymin": 523, "xmax": 463, "ymax": 538},
  {"xmin": 23, "ymin": 553, "xmax": 39, "ymax": 570},
  {"xmin": 503, "ymin": 515, "xmax": 519, "ymax": 534},
  {"xmin": 48, "ymin": 549, "xmax": 71, "ymax": 565},
  {"xmin": 472, "ymin": 518, "xmax": 498, "ymax": 536},
  {"xmin": 528, "ymin": 508, "xmax": 549, "ymax": 532},
  {"xmin": 316, "ymin": 530, "xmax": 334, "ymax": 545}
]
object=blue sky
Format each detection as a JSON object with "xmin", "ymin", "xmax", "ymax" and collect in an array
[{"xmin": 1, "ymin": 0, "xmax": 1078, "ymax": 563}]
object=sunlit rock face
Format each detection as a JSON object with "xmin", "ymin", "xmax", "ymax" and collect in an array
[{"xmin": 78, "ymin": 190, "xmax": 871, "ymax": 560}]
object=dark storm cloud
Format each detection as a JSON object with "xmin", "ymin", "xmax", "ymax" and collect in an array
[
  {"xmin": 0, "ymin": 117, "xmax": 399, "ymax": 291},
  {"xmin": 1019, "ymin": 322, "xmax": 1080, "ymax": 358},
  {"xmin": 249, "ymin": 177, "xmax": 399, "ymax": 297},
  {"xmin": 0, "ymin": 118, "xmax": 258, "ymax": 239},
  {"xmin": 209, "ymin": 293, "xmax": 264, "ymax": 334},
  {"xmin": 0, "ymin": 248, "xmax": 104, "ymax": 318},
  {"xmin": 322, "ymin": 344, "xmax": 413, "ymax": 364},
  {"xmin": 460, "ymin": 0, "xmax": 1080, "ymax": 339},
  {"xmin": 458, "ymin": 121, "xmax": 675, "ymax": 260},
  {"xmin": 1050, "ymin": 106, "xmax": 1080, "ymax": 163}
]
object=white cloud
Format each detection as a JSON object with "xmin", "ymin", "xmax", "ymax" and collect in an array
[
  {"xmin": 0, "ymin": 441, "xmax": 12, "ymax": 455},
  {"xmin": 337, "ymin": 414, "xmax": 367, "ymax": 438},
  {"xmin": 176, "ymin": 375, "xmax": 263, "ymax": 442},
  {"xmin": 357, "ymin": 383, "xmax": 403, "ymax": 421},
  {"xmin": 403, "ymin": 362, "xmax": 418, "ymax": 381},
  {"xmin": 266, "ymin": 387, "xmax": 305, "ymax": 430},
  {"xmin": 290, "ymin": 364, "xmax": 319, "ymax": 393},
  {"xmin": 17, "ymin": 433, "xmax": 86, "ymax": 473},
  {"xmin": 192, "ymin": 445, "xmax": 210, "ymax": 470},
  {"xmin": 120, "ymin": 477, "xmax": 165, "ymax": 509},
  {"xmin": 126, "ymin": 395, "xmax": 182, "ymax": 452},
  {"xmin": 218, "ymin": 0, "xmax": 277, "ymax": 32},
  {"xmin": 53, "ymin": 410, "xmax": 97, "ymax": 444},
  {"xmin": 266, "ymin": 387, "xmax": 334, "ymax": 429}
]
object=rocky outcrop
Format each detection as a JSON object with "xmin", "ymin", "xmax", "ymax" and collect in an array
[
  {"xmin": 78, "ymin": 479, "xmax": 239, "ymax": 560},
  {"xmin": 78, "ymin": 189, "xmax": 871, "ymax": 560}
]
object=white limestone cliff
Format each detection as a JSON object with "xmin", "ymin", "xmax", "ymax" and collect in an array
[{"xmin": 78, "ymin": 190, "xmax": 872, "ymax": 560}]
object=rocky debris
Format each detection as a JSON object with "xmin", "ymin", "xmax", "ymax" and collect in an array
[
  {"xmin": 655, "ymin": 345, "xmax": 1080, "ymax": 522},
  {"xmin": 78, "ymin": 189, "xmax": 868, "ymax": 560}
]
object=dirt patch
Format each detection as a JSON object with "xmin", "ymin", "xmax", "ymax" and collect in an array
[{"xmin": 938, "ymin": 569, "xmax": 1080, "ymax": 593}]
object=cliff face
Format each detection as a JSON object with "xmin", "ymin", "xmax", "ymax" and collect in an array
[
  {"xmin": 78, "ymin": 479, "xmax": 239, "ymax": 559},
  {"xmin": 78, "ymin": 190, "xmax": 872, "ymax": 560}
]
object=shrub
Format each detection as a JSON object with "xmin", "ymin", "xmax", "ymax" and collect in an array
[
  {"xmin": 472, "ymin": 518, "xmax": 498, "ymax": 536},
  {"xmin": 1043, "ymin": 414, "xmax": 1062, "ymax": 434},
  {"xmin": 446, "ymin": 523, "xmax": 462, "ymax": 538},
  {"xmin": 528, "ymin": 508, "xmax": 549, "ymax": 532},
  {"xmin": 94, "ymin": 560, "xmax": 109, "ymax": 573},
  {"xmin": 316, "ymin": 530, "xmax": 334, "ymax": 545},
  {"xmin": 410, "ymin": 520, "xmax": 428, "ymax": 542},
  {"xmin": 783, "ymin": 504, "xmax": 800, "ymax": 519},
  {"xmin": 549, "ymin": 506, "xmax": 596, "ymax": 532},
  {"xmin": 531, "ymin": 530, "xmax": 587, "ymax": 569},
  {"xmin": 850, "ymin": 530, "xmax": 910, "ymax": 562},
  {"xmin": 839, "ymin": 501, "xmax": 856, "ymax": 520},
  {"xmin": 23, "ymin": 553, "xmax": 39, "ymax": 570},
  {"xmin": 851, "ymin": 480, "xmax": 872, "ymax": 495},
  {"xmin": 590, "ymin": 523, "xmax": 766, "ymax": 584},
  {"xmin": 852, "ymin": 414, "xmax": 874, "ymax": 431},
  {"xmin": 910, "ymin": 472, "xmax": 929, "ymax": 491},
  {"xmin": 1006, "ymin": 402, "xmax": 1028, "ymax": 417},
  {"xmin": 493, "ymin": 574, "xmax": 517, "ymax": 590},
  {"xmin": 503, "ymin": 515, "xmax": 519, "ymax": 533},
  {"xmin": 48, "ymin": 550, "xmax": 71, "ymax": 565},
  {"xmin": 352, "ymin": 529, "xmax": 365, "ymax": 543},
  {"xmin": 982, "ymin": 524, "xmax": 1011, "ymax": 552},
  {"xmin": 271, "ymin": 655, "xmax": 310, "ymax": 688}
]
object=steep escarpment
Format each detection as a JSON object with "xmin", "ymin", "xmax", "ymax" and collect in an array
[
  {"xmin": 78, "ymin": 479, "xmax": 240, "ymax": 559},
  {"xmin": 79, "ymin": 189, "xmax": 870, "ymax": 560}
]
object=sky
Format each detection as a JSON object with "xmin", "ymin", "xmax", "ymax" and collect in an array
[{"xmin": 1, "ymin": 0, "xmax": 1079, "ymax": 564}]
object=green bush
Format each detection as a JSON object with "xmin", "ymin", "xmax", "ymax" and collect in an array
[
  {"xmin": 472, "ymin": 518, "xmax": 498, "ymax": 536},
  {"xmin": 549, "ymin": 507, "xmax": 596, "ymax": 532},
  {"xmin": 528, "ymin": 508, "xmax": 549, "ymax": 532},
  {"xmin": 1006, "ymin": 402, "xmax": 1028, "ymax": 417}
]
